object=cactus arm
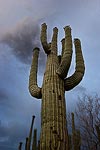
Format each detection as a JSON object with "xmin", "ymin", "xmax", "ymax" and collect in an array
[
  {"xmin": 56, "ymin": 26, "xmax": 73, "ymax": 79},
  {"xmin": 61, "ymin": 38, "xmax": 65, "ymax": 56},
  {"xmin": 29, "ymin": 47, "xmax": 42, "ymax": 99},
  {"xmin": 40, "ymin": 23, "xmax": 51, "ymax": 54},
  {"xmin": 64, "ymin": 39, "xmax": 85, "ymax": 91},
  {"xmin": 51, "ymin": 27, "xmax": 58, "ymax": 55}
]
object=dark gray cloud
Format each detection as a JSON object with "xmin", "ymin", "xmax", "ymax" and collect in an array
[
  {"xmin": 0, "ymin": 17, "xmax": 47, "ymax": 75},
  {"xmin": 0, "ymin": 46, "xmax": 41, "ymax": 149},
  {"xmin": 0, "ymin": 18, "xmax": 41, "ymax": 64}
]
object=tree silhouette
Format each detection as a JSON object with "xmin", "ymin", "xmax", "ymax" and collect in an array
[{"xmin": 74, "ymin": 94, "xmax": 100, "ymax": 150}]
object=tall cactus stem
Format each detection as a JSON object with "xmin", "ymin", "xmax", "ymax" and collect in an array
[
  {"xmin": 18, "ymin": 142, "xmax": 22, "ymax": 150},
  {"xmin": 25, "ymin": 137, "xmax": 28, "ymax": 150},
  {"xmin": 32, "ymin": 129, "xmax": 37, "ymax": 150},
  {"xmin": 27, "ymin": 116, "xmax": 35, "ymax": 150}
]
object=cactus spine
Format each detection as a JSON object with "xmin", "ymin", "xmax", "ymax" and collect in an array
[{"xmin": 29, "ymin": 23, "xmax": 85, "ymax": 150}]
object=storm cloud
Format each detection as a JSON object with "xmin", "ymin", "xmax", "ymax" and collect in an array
[{"xmin": 0, "ymin": 18, "xmax": 41, "ymax": 64}]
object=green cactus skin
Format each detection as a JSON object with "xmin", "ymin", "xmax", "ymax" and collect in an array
[
  {"xmin": 56, "ymin": 26, "xmax": 73, "ymax": 79},
  {"xmin": 64, "ymin": 39, "xmax": 85, "ymax": 91},
  {"xmin": 29, "ymin": 49, "xmax": 42, "ymax": 99},
  {"xmin": 29, "ymin": 23, "xmax": 85, "ymax": 150}
]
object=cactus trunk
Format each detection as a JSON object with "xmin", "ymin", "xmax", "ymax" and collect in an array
[{"xmin": 40, "ymin": 53, "xmax": 68, "ymax": 149}]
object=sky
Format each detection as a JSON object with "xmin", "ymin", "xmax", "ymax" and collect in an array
[{"xmin": 0, "ymin": 0, "xmax": 100, "ymax": 149}]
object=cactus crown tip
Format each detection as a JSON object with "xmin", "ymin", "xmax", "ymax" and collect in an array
[
  {"xmin": 19, "ymin": 142, "xmax": 23, "ymax": 145},
  {"xmin": 71, "ymin": 112, "xmax": 74, "ymax": 115},
  {"xmin": 64, "ymin": 25, "xmax": 71, "ymax": 30},
  {"xmin": 61, "ymin": 38, "xmax": 65, "ymax": 42},
  {"xmin": 41, "ymin": 23, "xmax": 47, "ymax": 27},
  {"xmin": 53, "ymin": 27, "xmax": 58, "ymax": 31},
  {"xmin": 34, "ymin": 128, "xmax": 37, "ymax": 131},
  {"xmin": 33, "ymin": 115, "xmax": 35, "ymax": 118},
  {"xmin": 74, "ymin": 38, "xmax": 79, "ymax": 41},
  {"xmin": 74, "ymin": 38, "xmax": 81, "ymax": 44},
  {"xmin": 33, "ymin": 47, "xmax": 40, "ymax": 52}
]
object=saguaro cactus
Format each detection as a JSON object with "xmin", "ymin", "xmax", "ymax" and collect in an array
[{"xmin": 29, "ymin": 23, "xmax": 85, "ymax": 150}]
